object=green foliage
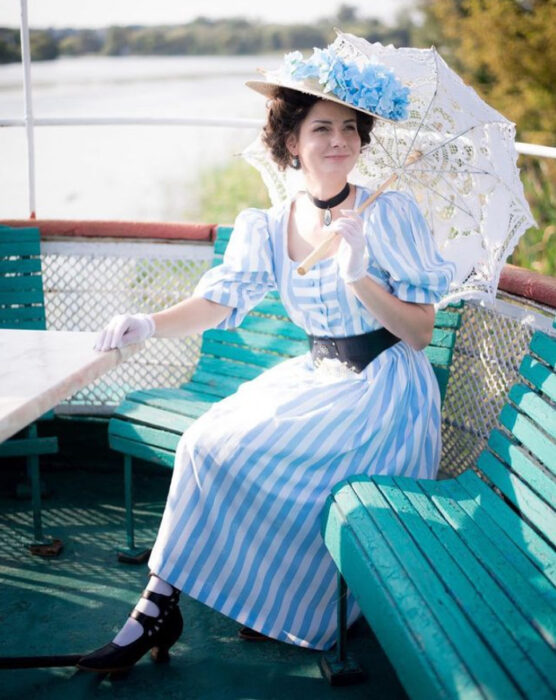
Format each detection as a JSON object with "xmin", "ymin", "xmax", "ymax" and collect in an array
[
  {"xmin": 414, "ymin": 0, "xmax": 555, "ymax": 277},
  {"xmin": 185, "ymin": 159, "xmax": 271, "ymax": 225},
  {"xmin": 29, "ymin": 30, "xmax": 59, "ymax": 61}
]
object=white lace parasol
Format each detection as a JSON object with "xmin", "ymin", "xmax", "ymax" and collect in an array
[{"xmin": 241, "ymin": 30, "xmax": 536, "ymax": 308}]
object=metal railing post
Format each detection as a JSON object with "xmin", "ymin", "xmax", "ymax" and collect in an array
[{"xmin": 19, "ymin": 0, "xmax": 37, "ymax": 219}]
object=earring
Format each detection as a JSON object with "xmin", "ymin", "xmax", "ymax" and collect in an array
[{"xmin": 292, "ymin": 156, "xmax": 300, "ymax": 170}]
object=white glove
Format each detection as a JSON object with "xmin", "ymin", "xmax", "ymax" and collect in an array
[
  {"xmin": 94, "ymin": 313, "xmax": 155, "ymax": 352},
  {"xmin": 332, "ymin": 209, "xmax": 369, "ymax": 284}
]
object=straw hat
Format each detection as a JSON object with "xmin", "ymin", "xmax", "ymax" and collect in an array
[{"xmin": 245, "ymin": 45, "xmax": 410, "ymax": 124}]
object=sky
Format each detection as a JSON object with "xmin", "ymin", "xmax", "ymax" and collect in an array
[{"xmin": 0, "ymin": 0, "xmax": 415, "ymax": 29}]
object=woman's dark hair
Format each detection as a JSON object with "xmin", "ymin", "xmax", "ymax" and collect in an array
[{"xmin": 261, "ymin": 87, "xmax": 374, "ymax": 171}]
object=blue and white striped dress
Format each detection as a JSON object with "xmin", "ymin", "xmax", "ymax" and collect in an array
[{"xmin": 148, "ymin": 187, "xmax": 456, "ymax": 651}]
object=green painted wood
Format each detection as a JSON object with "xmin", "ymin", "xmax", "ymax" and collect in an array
[
  {"xmin": 203, "ymin": 328, "xmax": 308, "ymax": 357},
  {"xmin": 192, "ymin": 356, "xmax": 263, "ymax": 382},
  {"xmin": 456, "ymin": 469, "xmax": 556, "ymax": 586},
  {"xmin": 127, "ymin": 386, "xmax": 221, "ymax": 408},
  {"xmin": 419, "ymin": 478, "xmax": 556, "ymax": 648},
  {"xmin": 437, "ymin": 477, "xmax": 556, "ymax": 609},
  {"xmin": 0, "ymin": 275, "xmax": 43, "ymax": 293},
  {"xmin": 0, "ymin": 289, "xmax": 44, "ymax": 306},
  {"xmin": 0, "ymin": 437, "xmax": 58, "ymax": 457},
  {"xmin": 240, "ymin": 314, "xmax": 307, "ymax": 340},
  {"xmin": 433, "ymin": 309, "xmax": 462, "ymax": 329},
  {"xmin": 250, "ymin": 298, "xmax": 289, "ymax": 318},
  {"xmin": 214, "ymin": 238, "xmax": 228, "ymax": 256},
  {"xmin": 0, "ymin": 258, "xmax": 42, "ymax": 274},
  {"xmin": 112, "ymin": 400, "xmax": 195, "ymax": 434},
  {"xmin": 349, "ymin": 477, "xmax": 523, "ymax": 698},
  {"xmin": 395, "ymin": 474, "xmax": 556, "ymax": 677},
  {"xmin": 373, "ymin": 475, "xmax": 552, "ymax": 698},
  {"xmin": 488, "ymin": 428, "xmax": 556, "ymax": 508},
  {"xmin": 430, "ymin": 327, "xmax": 457, "ymax": 349},
  {"xmin": 0, "ymin": 306, "xmax": 45, "ymax": 322},
  {"xmin": 199, "ymin": 339, "xmax": 287, "ymax": 369},
  {"xmin": 0, "ymin": 241, "xmax": 40, "ymax": 257},
  {"xmin": 109, "ymin": 419, "xmax": 181, "ymax": 452},
  {"xmin": 323, "ymin": 484, "xmax": 483, "ymax": 700},
  {"xmin": 187, "ymin": 372, "xmax": 246, "ymax": 398},
  {"xmin": 530, "ymin": 331, "xmax": 556, "ymax": 369},
  {"xmin": 433, "ymin": 366, "xmax": 449, "ymax": 402},
  {"xmin": 0, "ymin": 227, "xmax": 41, "ymax": 242},
  {"xmin": 509, "ymin": 383, "xmax": 556, "ymax": 440},
  {"xmin": 477, "ymin": 449, "xmax": 556, "ymax": 542},
  {"xmin": 520, "ymin": 355, "xmax": 556, "ymax": 402},
  {"xmin": 215, "ymin": 226, "xmax": 232, "ymax": 242},
  {"xmin": 499, "ymin": 404, "xmax": 556, "ymax": 475},
  {"xmin": 108, "ymin": 434, "xmax": 175, "ymax": 468},
  {"xmin": 0, "ymin": 318, "xmax": 46, "ymax": 330},
  {"xmin": 423, "ymin": 344, "xmax": 453, "ymax": 367}
]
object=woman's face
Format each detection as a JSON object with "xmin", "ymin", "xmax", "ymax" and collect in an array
[{"xmin": 286, "ymin": 100, "xmax": 361, "ymax": 181}]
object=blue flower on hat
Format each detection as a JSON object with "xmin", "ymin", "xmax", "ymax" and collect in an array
[{"xmin": 282, "ymin": 47, "xmax": 409, "ymax": 121}]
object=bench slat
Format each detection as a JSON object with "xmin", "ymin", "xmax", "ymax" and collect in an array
[
  {"xmin": 488, "ymin": 428, "xmax": 556, "ymax": 508},
  {"xmin": 0, "ymin": 436, "xmax": 58, "ymax": 457},
  {"xmin": 192, "ymin": 356, "xmax": 263, "ymax": 382},
  {"xmin": 509, "ymin": 383, "xmax": 556, "ymax": 440},
  {"xmin": 0, "ymin": 289, "xmax": 44, "ymax": 306},
  {"xmin": 350, "ymin": 477, "xmax": 529, "ymax": 697},
  {"xmin": 200, "ymin": 339, "xmax": 287, "ymax": 369},
  {"xmin": 419, "ymin": 478, "xmax": 556, "ymax": 648},
  {"xmin": 108, "ymin": 434, "xmax": 176, "ymax": 468},
  {"xmin": 0, "ymin": 258, "xmax": 42, "ymax": 274},
  {"xmin": 397, "ymin": 475, "xmax": 556, "ymax": 680},
  {"xmin": 438, "ymin": 477, "xmax": 556, "ymax": 609},
  {"xmin": 112, "ymin": 400, "xmax": 196, "ymax": 433},
  {"xmin": 520, "ymin": 354, "xmax": 556, "ymax": 402},
  {"xmin": 423, "ymin": 345, "xmax": 453, "ymax": 367},
  {"xmin": 499, "ymin": 404, "xmax": 556, "ymax": 475},
  {"xmin": 477, "ymin": 449, "xmax": 556, "ymax": 543},
  {"xmin": 456, "ymin": 469, "xmax": 556, "ymax": 587},
  {"xmin": 0, "ymin": 274, "xmax": 44, "ymax": 292},
  {"xmin": 530, "ymin": 331, "xmax": 556, "ymax": 369},
  {"xmin": 187, "ymin": 372, "xmax": 245, "ymax": 398},
  {"xmin": 324, "ymin": 482, "xmax": 497, "ymax": 699},
  {"xmin": 0, "ymin": 240, "xmax": 40, "ymax": 256},
  {"xmin": 375, "ymin": 475, "xmax": 552, "ymax": 697},
  {"xmin": 109, "ymin": 419, "xmax": 181, "ymax": 453},
  {"xmin": 240, "ymin": 314, "xmax": 308, "ymax": 340},
  {"xmin": 203, "ymin": 327, "xmax": 308, "ymax": 357}
]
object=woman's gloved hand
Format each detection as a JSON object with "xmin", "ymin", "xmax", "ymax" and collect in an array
[
  {"xmin": 332, "ymin": 209, "xmax": 369, "ymax": 284},
  {"xmin": 94, "ymin": 313, "xmax": 155, "ymax": 352}
]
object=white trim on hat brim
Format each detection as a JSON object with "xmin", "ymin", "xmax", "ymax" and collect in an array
[{"xmin": 245, "ymin": 74, "xmax": 401, "ymax": 124}]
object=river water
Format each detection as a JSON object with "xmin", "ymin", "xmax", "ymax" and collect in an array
[{"xmin": 0, "ymin": 54, "xmax": 276, "ymax": 220}]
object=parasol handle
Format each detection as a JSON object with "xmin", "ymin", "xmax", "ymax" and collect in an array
[{"xmin": 296, "ymin": 150, "xmax": 423, "ymax": 276}]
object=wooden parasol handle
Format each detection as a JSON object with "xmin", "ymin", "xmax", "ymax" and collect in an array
[{"xmin": 296, "ymin": 150, "xmax": 423, "ymax": 275}]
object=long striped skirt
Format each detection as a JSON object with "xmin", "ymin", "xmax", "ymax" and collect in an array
[{"xmin": 148, "ymin": 342, "xmax": 441, "ymax": 650}]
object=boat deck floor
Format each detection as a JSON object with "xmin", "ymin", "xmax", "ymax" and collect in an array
[{"xmin": 0, "ymin": 466, "xmax": 406, "ymax": 699}]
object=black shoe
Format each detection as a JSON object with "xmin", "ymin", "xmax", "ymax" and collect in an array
[{"xmin": 77, "ymin": 587, "xmax": 183, "ymax": 674}]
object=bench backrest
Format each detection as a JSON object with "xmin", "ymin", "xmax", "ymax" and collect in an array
[
  {"xmin": 474, "ymin": 316, "xmax": 556, "ymax": 544},
  {"xmin": 189, "ymin": 225, "xmax": 463, "ymax": 402},
  {"xmin": 0, "ymin": 225, "xmax": 46, "ymax": 330}
]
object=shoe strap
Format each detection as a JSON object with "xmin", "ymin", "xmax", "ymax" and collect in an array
[{"xmin": 142, "ymin": 588, "xmax": 179, "ymax": 608}]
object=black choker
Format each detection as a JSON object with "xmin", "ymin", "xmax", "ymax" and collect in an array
[{"xmin": 306, "ymin": 183, "xmax": 351, "ymax": 226}]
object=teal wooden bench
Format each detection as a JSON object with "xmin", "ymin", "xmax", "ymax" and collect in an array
[
  {"xmin": 320, "ymin": 317, "xmax": 556, "ymax": 696},
  {"xmin": 0, "ymin": 225, "xmax": 59, "ymax": 553},
  {"xmin": 108, "ymin": 224, "xmax": 463, "ymax": 563}
]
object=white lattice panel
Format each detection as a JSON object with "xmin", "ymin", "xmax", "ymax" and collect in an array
[{"xmin": 41, "ymin": 241, "xmax": 212, "ymax": 409}]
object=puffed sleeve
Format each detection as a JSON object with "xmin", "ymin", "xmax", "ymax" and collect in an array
[
  {"xmin": 366, "ymin": 191, "xmax": 456, "ymax": 304},
  {"xmin": 192, "ymin": 208, "xmax": 277, "ymax": 330}
]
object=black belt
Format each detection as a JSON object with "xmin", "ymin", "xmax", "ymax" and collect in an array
[{"xmin": 308, "ymin": 328, "xmax": 400, "ymax": 374}]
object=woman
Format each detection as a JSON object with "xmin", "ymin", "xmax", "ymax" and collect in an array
[{"xmin": 78, "ymin": 44, "xmax": 456, "ymax": 673}]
